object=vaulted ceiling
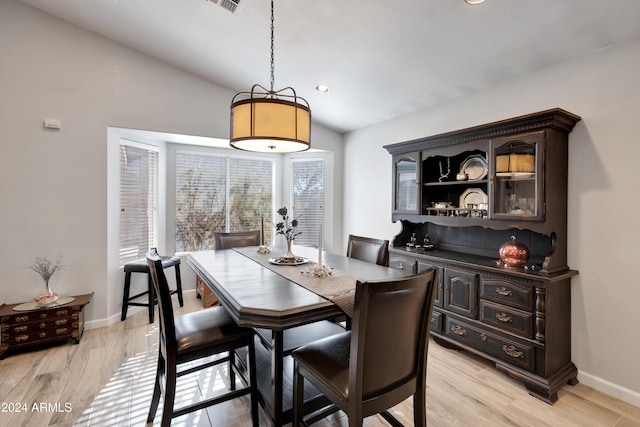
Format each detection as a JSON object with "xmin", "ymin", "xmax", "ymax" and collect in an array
[{"xmin": 18, "ymin": 0, "xmax": 640, "ymax": 134}]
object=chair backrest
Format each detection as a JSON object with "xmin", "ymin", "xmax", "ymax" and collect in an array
[
  {"xmin": 214, "ymin": 230, "xmax": 261, "ymax": 249},
  {"xmin": 147, "ymin": 249, "xmax": 178, "ymax": 361},
  {"xmin": 346, "ymin": 235, "xmax": 390, "ymax": 267},
  {"xmin": 349, "ymin": 268, "xmax": 437, "ymax": 415}
]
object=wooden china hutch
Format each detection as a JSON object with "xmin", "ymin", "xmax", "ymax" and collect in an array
[{"xmin": 384, "ymin": 108, "xmax": 581, "ymax": 403}]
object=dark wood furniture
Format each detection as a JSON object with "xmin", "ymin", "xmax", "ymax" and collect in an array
[
  {"xmin": 384, "ymin": 109, "xmax": 581, "ymax": 404},
  {"xmin": 121, "ymin": 254, "xmax": 183, "ymax": 322},
  {"xmin": 0, "ymin": 293, "xmax": 93, "ymax": 359},
  {"xmin": 186, "ymin": 246, "xmax": 409, "ymax": 426},
  {"xmin": 346, "ymin": 234, "xmax": 390, "ymax": 267},
  {"xmin": 146, "ymin": 251, "xmax": 259, "ymax": 427},
  {"xmin": 292, "ymin": 269, "xmax": 437, "ymax": 427}
]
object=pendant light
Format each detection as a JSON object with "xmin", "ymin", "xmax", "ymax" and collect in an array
[{"xmin": 229, "ymin": 0, "xmax": 311, "ymax": 153}]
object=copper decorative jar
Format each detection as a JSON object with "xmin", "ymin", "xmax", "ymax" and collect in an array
[{"xmin": 499, "ymin": 236, "xmax": 530, "ymax": 267}]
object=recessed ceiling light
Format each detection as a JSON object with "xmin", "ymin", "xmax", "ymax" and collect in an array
[
  {"xmin": 465, "ymin": 0, "xmax": 485, "ymax": 4},
  {"xmin": 315, "ymin": 84, "xmax": 330, "ymax": 93}
]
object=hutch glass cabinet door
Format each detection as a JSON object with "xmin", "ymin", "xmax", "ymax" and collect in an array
[
  {"xmin": 393, "ymin": 152, "xmax": 420, "ymax": 214},
  {"xmin": 490, "ymin": 131, "xmax": 544, "ymax": 221}
]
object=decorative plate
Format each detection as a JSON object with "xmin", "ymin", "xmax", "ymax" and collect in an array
[
  {"xmin": 459, "ymin": 188, "xmax": 488, "ymax": 208},
  {"xmin": 268, "ymin": 256, "xmax": 309, "ymax": 266},
  {"xmin": 460, "ymin": 155, "xmax": 488, "ymax": 181}
]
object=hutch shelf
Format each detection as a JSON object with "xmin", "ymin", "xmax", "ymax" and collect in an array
[{"xmin": 384, "ymin": 109, "xmax": 580, "ymax": 403}]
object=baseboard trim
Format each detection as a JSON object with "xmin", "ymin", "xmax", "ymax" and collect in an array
[
  {"xmin": 84, "ymin": 289, "xmax": 197, "ymax": 330},
  {"xmin": 578, "ymin": 371, "xmax": 640, "ymax": 408}
]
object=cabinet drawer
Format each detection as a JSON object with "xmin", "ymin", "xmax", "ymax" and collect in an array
[
  {"xmin": 2, "ymin": 327, "xmax": 74, "ymax": 346},
  {"xmin": 480, "ymin": 277, "xmax": 533, "ymax": 311},
  {"xmin": 389, "ymin": 256, "xmax": 416, "ymax": 273},
  {"xmin": 3, "ymin": 317, "xmax": 77, "ymax": 335},
  {"xmin": 479, "ymin": 301, "xmax": 533, "ymax": 339},
  {"xmin": 430, "ymin": 310, "xmax": 443, "ymax": 333},
  {"xmin": 2, "ymin": 307, "xmax": 76, "ymax": 325},
  {"xmin": 445, "ymin": 317, "xmax": 534, "ymax": 370}
]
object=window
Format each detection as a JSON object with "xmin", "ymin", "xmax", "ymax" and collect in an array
[
  {"xmin": 175, "ymin": 152, "xmax": 274, "ymax": 251},
  {"xmin": 119, "ymin": 142, "xmax": 159, "ymax": 266},
  {"xmin": 290, "ymin": 159, "xmax": 324, "ymax": 247}
]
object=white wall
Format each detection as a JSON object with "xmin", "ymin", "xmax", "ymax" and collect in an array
[
  {"xmin": 0, "ymin": 1, "xmax": 342, "ymax": 325},
  {"xmin": 343, "ymin": 39, "xmax": 640, "ymax": 406}
]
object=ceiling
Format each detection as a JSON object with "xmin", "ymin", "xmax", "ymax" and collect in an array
[{"xmin": 18, "ymin": 0, "xmax": 640, "ymax": 134}]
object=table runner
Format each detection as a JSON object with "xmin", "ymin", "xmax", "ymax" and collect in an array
[{"xmin": 234, "ymin": 246, "xmax": 356, "ymax": 317}]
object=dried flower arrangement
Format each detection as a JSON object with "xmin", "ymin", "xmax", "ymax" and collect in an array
[
  {"xmin": 275, "ymin": 207, "xmax": 301, "ymax": 241},
  {"xmin": 27, "ymin": 255, "xmax": 64, "ymax": 284},
  {"xmin": 27, "ymin": 255, "xmax": 63, "ymax": 305}
]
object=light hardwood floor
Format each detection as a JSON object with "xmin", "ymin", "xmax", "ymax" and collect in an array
[{"xmin": 1, "ymin": 291, "xmax": 639, "ymax": 427}]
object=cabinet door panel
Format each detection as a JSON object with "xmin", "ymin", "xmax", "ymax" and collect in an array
[
  {"xmin": 418, "ymin": 262, "xmax": 443, "ymax": 308},
  {"xmin": 443, "ymin": 268, "xmax": 477, "ymax": 319},
  {"xmin": 393, "ymin": 152, "xmax": 420, "ymax": 214},
  {"xmin": 490, "ymin": 131, "xmax": 544, "ymax": 221}
]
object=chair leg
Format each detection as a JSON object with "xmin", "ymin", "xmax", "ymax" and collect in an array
[
  {"xmin": 413, "ymin": 388, "xmax": 427, "ymax": 427},
  {"xmin": 247, "ymin": 339, "xmax": 259, "ymax": 427},
  {"xmin": 293, "ymin": 360, "xmax": 304, "ymax": 427},
  {"xmin": 147, "ymin": 274, "xmax": 155, "ymax": 323},
  {"xmin": 174, "ymin": 264, "xmax": 184, "ymax": 307},
  {"xmin": 147, "ymin": 354, "xmax": 163, "ymax": 423},
  {"xmin": 121, "ymin": 272, "xmax": 132, "ymax": 321},
  {"xmin": 160, "ymin": 363, "xmax": 177, "ymax": 427},
  {"xmin": 228, "ymin": 350, "xmax": 236, "ymax": 391}
]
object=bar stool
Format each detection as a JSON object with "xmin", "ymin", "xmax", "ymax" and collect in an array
[{"xmin": 121, "ymin": 253, "xmax": 183, "ymax": 323}]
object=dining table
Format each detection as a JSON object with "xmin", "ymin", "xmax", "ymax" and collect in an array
[{"xmin": 186, "ymin": 244, "xmax": 410, "ymax": 426}]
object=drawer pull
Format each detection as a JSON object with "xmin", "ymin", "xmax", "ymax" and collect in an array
[
  {"xmin": 16, "ymin": 334, "xmax": 29, "ymax": 343},
  {"xmin": 480, "ymin": 333, "xmax": 487, "ymax": 342},
  {"xmin": 39, "ymin": 332, "xmax": 47, "ymax": 338},
  {"xmin": 56, "ymin": 328, "xmax": 69, "ymax": 335},
  {"xmin": 397, "ymin": 262, "xmax": 405, "ymax": 270},
  {"xmin": 55, "ymin": 319, "xmax": 68, "ymax": 326},
  {"xmin": 451, "ymin": 325, "xmax": 467, "ymax": 336},
  {"xmin": 15, "ymin": 315, "xmax": 29, "ymax": 323},
  {"xmin": 496, "ymin": 287, "xmax": 512, "ymax": 297},
  {"xmin": 502, "ymin": 345, "xmax": 523, "ymax": 359},
  {"xmin": 40, "ymin": 313, "xmax": 48, "ymax": 319},
  {"xmin": 14, "ymin": 326, "xmax": 28, "ymax": 333},
  {"xmin": 56, "ymin": 310, "xmax": 69, "ymax": 316},
  {"xmin": 496, "ymin": 312, "xmax": 512, "ymax": 323}
]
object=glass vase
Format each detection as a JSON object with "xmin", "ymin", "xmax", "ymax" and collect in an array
[{"xmin": 35, "ymin": 281, "xmax": 59, "ymax": 306}]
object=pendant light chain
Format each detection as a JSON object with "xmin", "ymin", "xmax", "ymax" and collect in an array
[
  {"xmin": 229, "ymin": 0, "xmax": 311, "ymax": 153},
  {"xmin": 269, "ymin": 0, "xmax": 275, "ymax": 93}
]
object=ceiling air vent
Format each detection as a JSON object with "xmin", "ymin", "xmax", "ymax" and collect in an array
[{"xmin": 208, "ymin": 0, "xmax": 242, "ymax": 14}]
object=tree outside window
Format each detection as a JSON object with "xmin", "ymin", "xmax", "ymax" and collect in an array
[{"xmin": 175, "ymin": 153, "xmax": 274, "ymax": 251}]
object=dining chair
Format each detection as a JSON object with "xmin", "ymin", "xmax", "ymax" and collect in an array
[
  {"xmin": 292, "ymin": 268, "xmax": 438, "ymax": 427},
  {"xmin": 346, "ymin": 234, "xmax": 390, "ymax": 267},
  {"xmin": 214, "ymin": 230, "xmax": 261, "ymax": 249},
  {"xmin": 146, "ymin": 249, "xmax": 259, "ymax": 427}
]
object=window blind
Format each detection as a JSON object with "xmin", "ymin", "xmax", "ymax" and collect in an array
[
  {"xmin": 228, "ymin": 157, "xmax": 274, "ymax": 242},
  {"xmin": 119, "ymin": 143, "xmax": 158, "ymax": 266},
  {"xmin": 291, "ymin": 159, "xmax": 324, "ymax": 247},
  {"xmin": 175, "ymin": 152, "xmax": 274, "ymax": 251}
]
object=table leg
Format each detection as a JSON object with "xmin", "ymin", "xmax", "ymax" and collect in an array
[{"xmin": 271, "ymin": 329, "xmax": 284, "ymax": 427}]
